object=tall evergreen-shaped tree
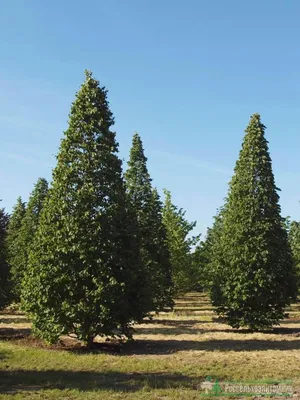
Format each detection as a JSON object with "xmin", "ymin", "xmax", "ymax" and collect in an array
[
  {"xmin": 211, "ymin": 114, "xmax": 297, "ymax": 329},
  {"xmin": 148, "ymin": 188, "xmax": 173, "ymax": 309},
  {"xmin": 22, "ymin": 71, "xmax": 141, "ymax": 347},
  {"xmin": 125, "ymin": 133, "xmax": 173, "ymax": 311},
  {"xmin": 0, "ymin": 205, "xmax": 10, "ymax": 309},
  {"xmin": 194, "ymin": 209, "xmax": 225, "ymax": 292},
  {"xmin": 6, "ymin": 196, "xmax": 26, "ymax": 299},
  {"xmin": 288, "ymin": 220, "xmax": 300, "ymax": 284},
  {"xmin": 13, "ymin": 179, "xmax": 48, "ymax": 298},
  {"xmin": 162, "ymin": 189, "xmax": 200, "ymax": 294}
]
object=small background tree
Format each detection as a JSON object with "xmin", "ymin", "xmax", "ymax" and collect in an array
[
  {"xmin": 288, "ymin": 219, "xmax": 300, "ymax": 288},
  {"xmin": 162, "ymin": 189, "xmax": 200, "ymax": 294},
  {"xmin": 0, "ymin": 205, "xmax": 11, "ymax": 309},
  {"xmin": 193, "ymin": 209, "xmax": 224, "ymax": 292},
  {"xmin": 125, "ymin": 133, "xmax": 173, "ymax": 312},
  {"xmin": 6, "ymin": 197, "xmax": 26, "ymax": 299},
  {"xmin": 13, "ymin": 179, "xmax": 48, "ymax": 299}
]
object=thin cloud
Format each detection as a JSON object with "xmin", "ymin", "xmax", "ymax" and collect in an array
[
  {"xmin": 1, "ymin": 152, "xmax": 37, "ymax": 165},
  {"xmin": 0, "ymin": 151, "xmax": 53, "ymax": 168},
  {"xmin": 152, "ymin": 150, "xmax": 232, "ymax": 176},
  {"xmin": 0, "ymin": 115, "xmax": 62, "ymax": 138}
]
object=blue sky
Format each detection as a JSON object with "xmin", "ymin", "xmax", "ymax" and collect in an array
[{"xmin": 1, "ymin": 0, "xmax": 300, "ymax": 237}]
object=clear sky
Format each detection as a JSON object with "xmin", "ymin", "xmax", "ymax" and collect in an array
[{"xmin": 1, "ymin": 0, "xmax": 300, "ymax": 237}]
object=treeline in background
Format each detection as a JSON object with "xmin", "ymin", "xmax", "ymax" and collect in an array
[{"xmin": 0, "ymin": 71, "xmax": 299, "ymax": 348}]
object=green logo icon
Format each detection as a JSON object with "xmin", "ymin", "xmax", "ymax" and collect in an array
[
  {"xmin": 198, "ymin": 377, "xmax": 293, "ymax": 397},
  {"xmin": 199, "ymin": 376, "xmax": 222, "ymax": 395}
]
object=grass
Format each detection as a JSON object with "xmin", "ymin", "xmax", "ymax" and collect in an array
[{"xmin": 1, "ymin": 293, "xmax": 300, "ymax": 399}]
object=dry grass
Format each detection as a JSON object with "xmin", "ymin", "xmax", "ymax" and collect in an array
[{"xmin": 1, "ymin": 293, "xmax": 300, "ymax": 399}]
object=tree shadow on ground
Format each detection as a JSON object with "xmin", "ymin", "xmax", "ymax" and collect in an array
[
  {"xmin": 273, "ymin": 327, "xmax": 300, "ymax": 335},
  {"xmin": 0, "ymin": 370, "xmax": 198, "ymax": 393},
  {"xmin": 0, "ymin": 317, "xmax": 30, "ymax": 324},
  {"xmin": 134, "ymin": 327, "xmax": 206, "ymax": 335},
  {"xmin": 143, "ymin": 319, "xmax": 212, "ymax": 326},
  {"xmin": 201, "ymin": 327, "xmax": 300, "ymax": 335},
  {"xmin": 173, "ymin": 308, "xmax": 214, "ymax": 312},
  {"xmin": 121, "ymin": 338, "xmax": 300, "ymax": 354},
  {"xmin": 134, "ymin": 325, "xmax": 300, "ymax": 336},
  {"xmin": 0, "ymin": 328, "xmax": 31, "ymax": 341}
]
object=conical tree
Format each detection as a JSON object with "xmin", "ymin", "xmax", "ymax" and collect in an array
[
  {"xmin": 148, "ymin": 188, "xmax": 173, "ymax": 309},
  {"xmin": 288, "ymin": 220, "xmax": 300, "ymax": 285},
  {"xmin": 22, "ymin": 71, "xmax": 141, "ymax": 347},
  {"xmin": 125, "ymin": 133, "xmax": 173, "ymax": 311},
  {"xmin": 6, "ymin": 196, "xmax": 26, "ymax": 299},
  {"xmin": 162, "ymin": 189, "xmax": 200, "ymax": 294},
  {"xmin": 211, "ymin": 114, "xmax": 297, "ymax": 329},
  {"xmin": 194, "ymin": 208, "xmax": 225, "ymax": 291},
  {"xmin": 12, "ymin": 179, "xmax": 48, "ymax": 299},
  {"xmin": 0, "ymin": 205, "xmax": 11, "ymax": 309}
]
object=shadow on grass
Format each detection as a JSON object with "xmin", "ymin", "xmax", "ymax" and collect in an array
[
  {"xmin": 143, "ymin": 319, "xmax": 212, "ymax": 326},
  {"xmin": 0, "ymin": 370, "xmax": 198, "ymax": 393},
  {"xmin": 0, "ymin": 328, "xmax": 31, "ymax": 341},
  {"xmin": 273, "ymin": 327, "xmax": 300, "ymax": 334},
  {"xmin": 173, "ymin": 308, "xmax": 214, "ymax": 312},
  {"xmin": 134, "ymin": 325, "xmax": 300, "ymax": 336},
  {"xmin": 135, "ymin": 326, "xmax": 209, "ymax": 335},
  {"xmin": 201, "ymin": 326, "xmax": 300, "ymax": 335},
  {"xmin": 121, "ymin": 338, "xmax": 300, "ymax": 354},
  {"xmin": 0, "ymin": 317, "xmax": 30, "ymax": 324}
]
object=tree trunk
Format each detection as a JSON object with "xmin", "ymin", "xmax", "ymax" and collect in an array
[{"xmin": 87, "ymin": 335, "xmax": 94, "ymax": 350}]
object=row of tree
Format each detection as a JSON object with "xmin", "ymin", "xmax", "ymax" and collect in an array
[
  {"xmin": 1, "ymin": 71, "xmax": 299, "ymax": 342},
  {"xmin": 0, "ymin": 71, "xmax": 200, "ymax": 347}
]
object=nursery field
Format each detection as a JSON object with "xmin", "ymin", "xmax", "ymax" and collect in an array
[{"xmin": 0, "ymin": 293, "xmax": 300, "ymax": 399}]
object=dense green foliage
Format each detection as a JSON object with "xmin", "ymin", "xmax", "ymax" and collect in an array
[
  {"xmin": 194, "ymin": 209, "xmax": 224, "ymax": 291},
  {"xmin": 22, "ymin": 71, "xmax": 143, "ymax": 347},
  {"xmin": 2, "ymin": 71, "xmax": 298, "ymax": 340},
  {"xmin": 208, "ymin": 114, "xmax": 297, "ymax": 330},
  {"xmin": 10, "ymin": 180, "xmax": 48, "ymax": 299},
  {"xmin": 288, "ymin": 220, "xmax": 300, "ymax": 284},
  {"xmin": 162, "ymin": 189, "xmax": 200, "ymax": 294},
  {"xmin": 0, "ymin": 205, "xmax": 10, "ymax": 309},
  {"xmin": 6, "ymin": 196, "xmax": 26, "ymax": 299},
  {"xmin": 125, "ymin": 133, "xmax": 173, "ymax": 311}
]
